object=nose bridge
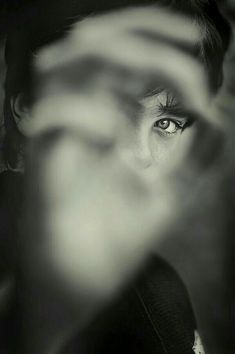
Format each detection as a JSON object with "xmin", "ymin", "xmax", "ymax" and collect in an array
[
  {"xmin": 118, "ymin": 130, "xmax": 153, "ymax": 170},
  {"xmin": 133, "ymin": 148, "xmax": 152, "ymax": 169},
  {"xmin": 133, "ymin": 122, "xmax": 154, "ymax": 169}
]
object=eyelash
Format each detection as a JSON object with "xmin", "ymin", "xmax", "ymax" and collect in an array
[{"xmin": 153, "ymin": 118, "xmax": 185, "ymax": 136}]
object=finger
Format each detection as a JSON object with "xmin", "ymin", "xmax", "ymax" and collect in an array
[
  {"xmin": 35, "ymin": 34, "xmax": 210, "ymax": 118},
  {"xmin": 20, "ymin": 92, "xmax": 124, "ymax": 142},
  {"xmin": 37, "ymin": 6, "xmax": 200, "ymax": 71}
]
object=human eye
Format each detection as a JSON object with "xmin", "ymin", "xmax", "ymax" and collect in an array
[{"xmin": 153, "ymin": 118, "xmax": 186, "ymax": 136}]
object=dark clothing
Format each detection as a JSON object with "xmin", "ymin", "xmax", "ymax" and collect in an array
[{"xmin": 61, "ymin": 257, "xmax": 197, "ymax": 354}]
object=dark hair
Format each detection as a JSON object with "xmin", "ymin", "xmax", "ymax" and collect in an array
[{"xmin": 3, "ymin": 0, "xmax": 231, "ymax": 168}]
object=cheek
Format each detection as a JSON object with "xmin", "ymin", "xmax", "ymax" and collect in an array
[
  {"xmin": 150, "ymin": 131, "xmax": 180, "ymax": 164},
  {"xmin": 149, "ymin": 126, "xmax": 196, "ymax": 172}
]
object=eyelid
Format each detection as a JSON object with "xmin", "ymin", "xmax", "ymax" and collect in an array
[
  {"xmin": 156, "ymin": 116, "xmax": 188, "ymax": 128},
  {"xmin": 171, "ymin": 118, "xmax": 186, "ymax": 128},
  {"xmin": 164, "ymin": 115, "xmax": 187, "ymax": 122}
]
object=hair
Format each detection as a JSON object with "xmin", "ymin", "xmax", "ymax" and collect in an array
[{"xmin": 2, "ymin": 0, "xmax": 232, "ymax": 168}]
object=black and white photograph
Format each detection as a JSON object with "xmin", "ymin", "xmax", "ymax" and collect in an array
[{"xmin": 0, "ymin": 1, "xmax": 234, "ymax": 353}]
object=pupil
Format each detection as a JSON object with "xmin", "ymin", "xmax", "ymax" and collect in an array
[{"xmin": 159, "ymin": 120, "xmax": 170, "ymax": 129}]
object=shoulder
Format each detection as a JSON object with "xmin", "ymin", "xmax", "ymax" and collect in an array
[{"xmin": 132, "ymin": 255, "xmax": 199, "ymax": 353}]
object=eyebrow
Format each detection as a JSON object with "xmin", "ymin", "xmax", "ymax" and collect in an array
[
  {"xmin": 157, "ymin": 103, "xmax": 185, "ymax": 118},
  {"xmin": 158, "ymin": 104, "xmax": 196, "ymax": 130},
  {"xmin": 145, "ymin": 88, "xmax": 196, "ymax": 129}
]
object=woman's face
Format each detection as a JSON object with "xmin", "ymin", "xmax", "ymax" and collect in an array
[
  {"xmin": 15, "ymin": 6, "xmax": 204, "ymax": 179},
  {"xmin": 18, "ymin": 85, "xmax": 197, "ymax": 178},
  {"xmin": 115, "ymin": 89, "xmax": 196, "ymax": 178}
]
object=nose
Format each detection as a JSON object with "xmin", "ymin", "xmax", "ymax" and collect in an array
[
  {"xmin": 118, "ymin": 146, "xmax": 153, "ymax": 171},
  {"xmin": 133, "ymin": 154, "xmax": 152, "ymax": 169},
  {"xmin": 117, "ymin": 120, "xmax": 154, "ymax": 171}
]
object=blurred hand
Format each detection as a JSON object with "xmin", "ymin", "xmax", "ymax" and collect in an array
[{"xmin": 21, "ymin": 6, "xmax": 212, "ymax": 321}]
